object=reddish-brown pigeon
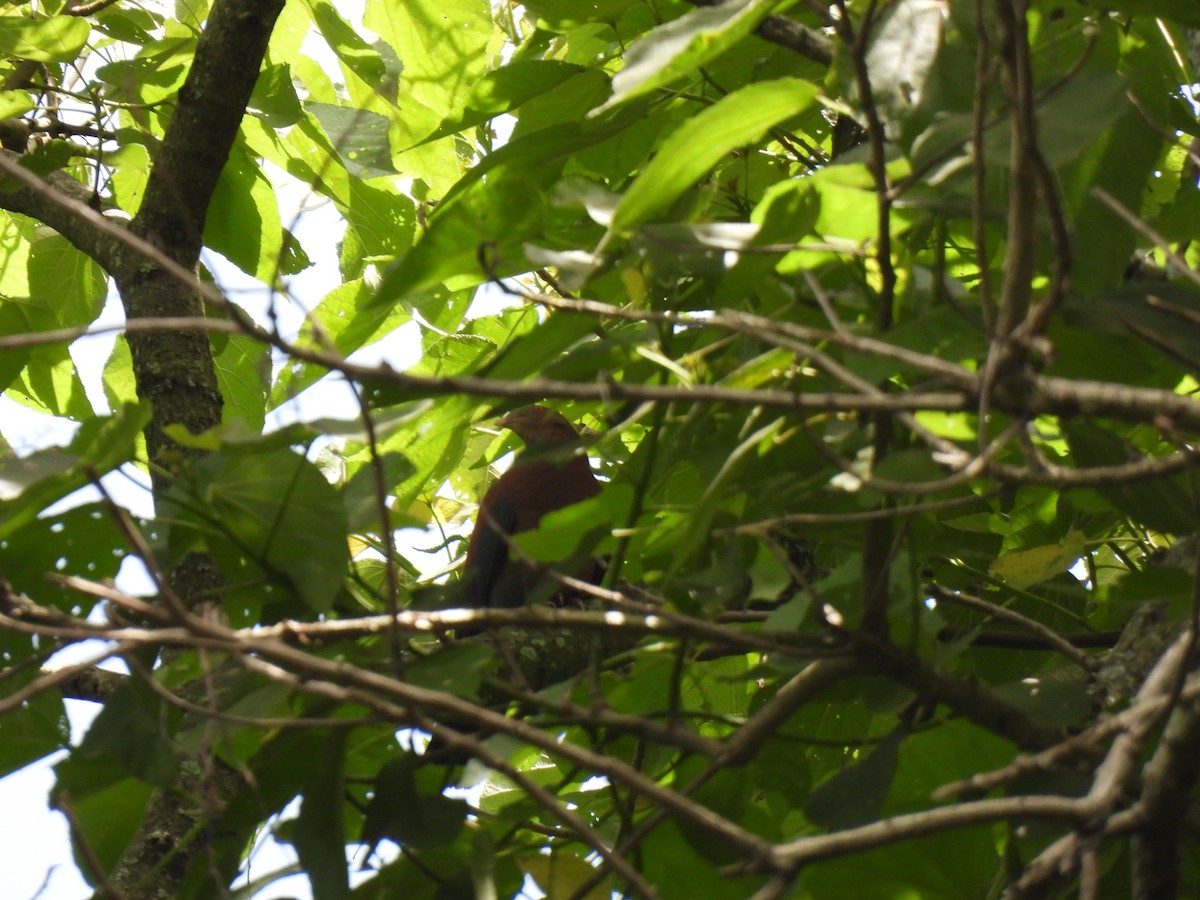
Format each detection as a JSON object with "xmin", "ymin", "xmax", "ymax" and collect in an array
[{"xmin": 463, "ymin": 406, "xmax": 601, "ymax": 610}]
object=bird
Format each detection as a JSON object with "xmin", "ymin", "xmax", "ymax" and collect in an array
[{"xmin": 462, "ymin": 406, "xmax": 602, "ymax": 612}]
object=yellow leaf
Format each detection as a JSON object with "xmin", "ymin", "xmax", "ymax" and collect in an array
[{"xmin": 989, "ymin": 530, "xmax": 1086, "ymax": 589}]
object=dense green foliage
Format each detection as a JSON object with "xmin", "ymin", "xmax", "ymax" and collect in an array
[{"xmin": 1, "ymin": 0, "xmax": 1200, "ymax": 897}]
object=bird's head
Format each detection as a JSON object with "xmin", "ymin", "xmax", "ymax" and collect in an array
[{"xmin": 496, "ymin": 406, "xmax": 581, "ymax": 447}]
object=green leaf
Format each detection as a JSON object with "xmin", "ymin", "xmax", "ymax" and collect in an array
[
  {"xmin": 293, "ymin": 731, "xmax": 350, "ymax": 900},
  {"xmin": 307, "ymin": 102, "xmax": 396, "ymax": 179},
  {"xmin": 1063, "ymin": 422, "xmax": 1196, "ymax": 534},
  {"xmin": 417, "ymin": 60, "xmax": 588, "ymax": 145},
  {"xmin": 0, "ymin": 674, "xmax": 68, "ymax": 777},
  {"xmin": 994, "ymin": 676, "xmax": 1092, "ymax": 728},
  {"xmin": 93, "ymin": 5, "xmax": 161, "ymax": 44},
  {"xmin": 641, "ymin": 817, "xmax": 768, "ymax": 898},
  {"xmin": 206, "ymin": 142, "xmax": 288, "ymax": 283},
  {"xmin": 52, "ymin": 765, "xmax": 154, "ymax": 876},
  {"xmin": 611, "ymin": 78, "xmax": 820, "ymax": 228},
  {"xmin": 0, "ymin": 445, "xmax": 81, "ymax": 508},
  {"xmin": 0, "ymin": 225, "xmax": 106, "ymax": 418},
  {"xmin": 522, "ymin": 0, "xmax": 640, "ymax": 29},
  {"xmin": 522, "ymin": 853, "xmax": 611, "ymax": 900},
  {"xmin": 747, "ymin": 545, "xmax": 793, "ymax": 602},
  {"xmin": 661, "ymin": 750, "xmax": 772, "ymax": 868},
  {"xmin": 102, "ymin": 335, "xmax": 138, "ymax": 409},
  {"xmin": 342, "ymin": 451, "xmax": 416, "ymax": 531},
  {"xmin": 94, "ymin": 34, "xmax": 194, "ymax": 107},
  {"xmin": 269, "ymin": 280, "xmax": 408, "ymax": 407},
  {"xmin": 0, "ymin": 15, "xmax": 90, "ymax": 62},
  {"xmin": 0, "ymin": 502, "xmax": 128, "ymax": 613},
  {"xmin": 806, "ymin": 159, "xmax": 914, "ymax": 245},
  {"xmin": 801, "ymin": 821, "xmax": 1002, "ymax": 898},
  {"xmin": 864, "ymin": 0, "xmax": 944, "ymax": 136},
  {"xmin": 10, "ymin": 345, "xmax": 93, "ymax": 419},
  {"xmin": 599, "ymin": 0, "xmax": 773, "ymax": 112},
  {"xmin": 805, "ymin": 727, "xmax": 905, "ymax": 830},
  {"xmin": 1060, "ymin": 101, "xmax": 1161, "ymax": 295},
  {"xmin": 303, "ymin": 0, "xmax": 388, "ymax": 91},
  {"xmin": 249, "ymin": 63, "xmax": 305, "ymax": 128},
  {"xmin": 364, "ymin": 0, "xmax": 492, "ymax": 192},
  {"xmin": 361, "ymin": 756, "xmax": 467, "ymax": 853},
  {"xmin": 210, "ymin": 327, "xmax": 270, "ymax": 434},
  {"xmin": 985, "ymin": 72, "xmax": 1129, "ymax": 170},
  {"xmin": 438, "ymin": 100, "xmax": 647, "ymax": 213},
  {"xmin": 0, "ymin": 89, "xmax": 34, "ymax": 119},
  {"xmin": 18, "ymin": 139, "xmax": 75, "ymax": 176},
  {"xmin": 401, "ymin": 641, "xmax": 491, "ymax": 698},
  {"xmin": 370, "ymin": 169, "xmax": 545, "ymax": 304},
  {"xmin": 343, "ymin": 177, "xmax": 417, "ymax": 259},
  {"xmin": 78, "ymin": 680, "xmax": 179, "ymax": 786},
  {"xmin": 170, "ymin": 445, "xmax": 351, "ymax": 613},
  {"xmin": 0, "ymin": 404, "xmax": 149, "ymax": 539},
  {"xmin": 512, "ymin": 483, "xmax": 630, "ymax": 562},
  {"xmin": 512, "ymin": 68, "xmax": 612, "ymax": 137},
  {"xmin": 749, "ymin": 738, "xmax": 812, "ymax": 809},
  {"xmin": 1094, "ymin": 0, "xmax": 1200, "ymax": 27},
  {"xmin": 28, "ymin": 232, "xmax": 108, "ymax": 326}
]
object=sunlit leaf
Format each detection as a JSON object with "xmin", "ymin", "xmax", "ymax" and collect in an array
[
  {"xmin": 599, "ymin": 0, "xmax": 773, "ymax": 112},
  {"xmin": 0, "ymin": 15, "xmax": 90, "ymax": 62},
  {"xmin": 611, "ymin": 78, "xmax": 820, "ymax": 228},
  {"xmin": 307, "ymin": 102, "xmax": 396, "ymax": 179}
]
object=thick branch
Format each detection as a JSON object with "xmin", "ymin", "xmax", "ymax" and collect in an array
[
  {"xmin": 129, "ymin": 0, "xmax": 284, "ymax": 265},
  {"xmin": 0, "ymin": 150, "xmax": 127, "ymax": 266},
  {"xmin": 119, "ymin": 0, "xmax": 283, "ymax": 483},
  {"xmin": 1131, "ymin": 667, "xmax": 1200, "ymax": 896},
  {"xmin": 97, "ymin": 0, "xmax": 284, "ymax": 895}
]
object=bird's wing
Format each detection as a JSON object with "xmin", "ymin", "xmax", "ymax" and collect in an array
[{"xmin": 464, "ymin": 494, "xmax": 518, "ymax": 608}]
